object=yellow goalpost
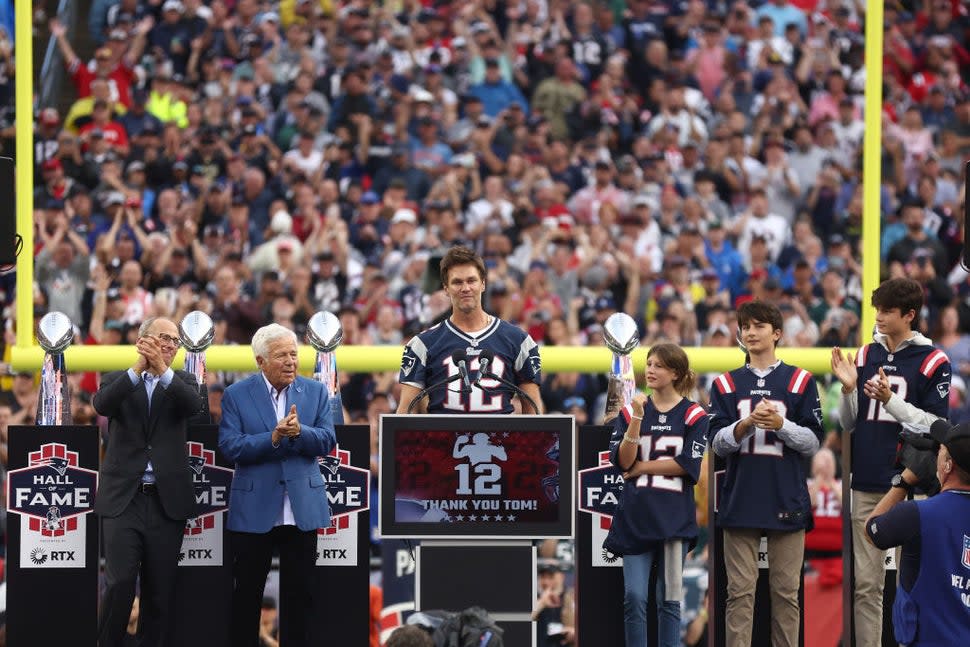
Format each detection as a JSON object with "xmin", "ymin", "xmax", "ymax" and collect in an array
[{"xmin": 10, "ymin": 6, "xmax": 884, "ymax": 375}]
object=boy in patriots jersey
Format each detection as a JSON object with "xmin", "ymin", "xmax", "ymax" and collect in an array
[
  {"xmin": 605, "ymin": 343, "xmax": 708, "ymax": 647},
  {"xmin": 397, "ymin": 245, "xmax": 543, "ymax": 414},
  {"xmin": 710, "ymin": 301, "xmax": 823, "ymax": 647},
  {"xmin": 831, "ymin": 277, "xmax": 950, "ymax": 647}
]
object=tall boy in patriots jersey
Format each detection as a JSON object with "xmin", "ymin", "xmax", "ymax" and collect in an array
[
  {"xmin": 711, "ymin": 301, "xmax": 823, "ymax": 647},
  {"xmin": 831, "ymin": 277, "xmax": 950, "ymax": 647},
  {"xmin": 605, "ymin": 343, "xmax": 708, "ymax": 647},
  {"xmin": 397, "ymin": 245, "xmax": 543, "ymax": 414}
]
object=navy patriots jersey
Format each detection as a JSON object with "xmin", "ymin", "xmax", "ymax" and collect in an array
[
  {"xmin": 850, "ymin": 342, "xmax": 950, "ymax": 493},
  {"xmin": 399, "ymin": 317, "xmax": 541, "ymax": 414},
  {"xmin": 710, "ymin": 363, "xmax": 824, "ymax": 531},
  {"xmin": 603, "ymin": 398, "xmax": 708, "ymax": 555}
]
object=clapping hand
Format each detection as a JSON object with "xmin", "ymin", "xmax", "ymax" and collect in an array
[
  {"xmin": 862, "ymin": 368, "xmax": 891, "ymax": 404},
  {"xmin": 273, "ymin": 404, "xmax": 301, "ymax": 444},
  {"xmin": 134, "ymin": 335, "xmax": 165, "ymax": 376},
  {"xmin": 830, "ymin": 347, "xmax": 858, "ymax": 392},
  {"xmin": 749, "ymin": 399, "xmax": 782, "ymax": 431}
]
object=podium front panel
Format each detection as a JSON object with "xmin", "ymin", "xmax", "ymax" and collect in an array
[
  {"xmin": 5, "ymin": 425, "xmax": 100, "ymax": 646},
  {"xmin": 575, "ymin": 424, "xmax": 625, "ymax": 647},
  {"xmin": 416, "ymin": 541, "xmax": 535, "ymax": 613},
  {"xmin": 310, "ymin": 424, "xmax": 372, "ymax": 646},
  {"xmin": 171, "ymin": 424, "xmax": 233, "ymax": 647}
]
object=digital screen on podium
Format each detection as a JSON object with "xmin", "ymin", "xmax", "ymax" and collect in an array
[{"xmin": 379, "ymin": 415, "xmax": 575, "ymax": 539}]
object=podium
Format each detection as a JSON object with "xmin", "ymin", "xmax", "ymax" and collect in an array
[
  {"xmin": 170, "ymin": 424, "xmax": 234, "ymax": 647},
  {"xmin": 379, "ymin": 414, "xmax": 575, "ymax": 646},
  {"xmin": 5, "ymin": 425, "xmax": 101, "ymax": 646},
  {"xmin": 575, "ymin": 425, "xmax": 626, "ymax": 646},
  {"xmin": 310, "ymin": 424, "xmax": 372, "ymax": 645}
]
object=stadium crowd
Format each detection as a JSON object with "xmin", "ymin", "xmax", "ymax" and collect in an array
[{"xmin": 0, "ymin": 0, "xmax": 968, "ymax": 644}]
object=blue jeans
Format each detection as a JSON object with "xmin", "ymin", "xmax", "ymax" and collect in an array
[{"xmin": 622, "ymin": 545, "xmax": 686, "ymax": 647}]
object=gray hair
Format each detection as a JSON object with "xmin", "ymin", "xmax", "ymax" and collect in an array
[{"xmin": 252, "ymin": 323, "xmax": 298, "ymax": 360}]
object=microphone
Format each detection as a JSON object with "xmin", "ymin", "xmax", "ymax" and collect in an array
[
  {"xmin": 475, "ymin": 349, "xmax": 541, "ymax": 415},
  {"xmin": 475, "ymin": 349, "xmax": 494, "ymax": 387},
  {"xmin": 452, "ymin": 349, "xmax": 472, "ymax": 393}
]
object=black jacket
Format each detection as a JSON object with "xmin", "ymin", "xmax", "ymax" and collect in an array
[{"xmin": 93, "ymin": 369, "xmax": 206, "ymax": 520}]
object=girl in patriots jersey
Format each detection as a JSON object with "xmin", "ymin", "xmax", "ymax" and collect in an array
[
  {"xmin": 605, "ymin": 343, "xmax": 708, "ymax": 647},
  {"xmin": 710, "ymin": 301, "xmax": 823, "ymax": 647}
]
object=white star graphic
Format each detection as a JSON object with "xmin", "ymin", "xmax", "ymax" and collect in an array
[
  {"xmin": 502, "ymin": 432, "xmax": 510, "ymax": 437},
  {"xmin": 482, "ymin": 514, "xmax": 491, "ymax": 521},
  {"xmin": 455, "ymin": 515, "xmax": 464, "ymax": 522},
  {"xmin": 507, "ymin": 515, "xmax": 516, "ymax": 521},
  {"xmin": 494, "ymin": 515, "xmax": 504, "ymax": 521},
  {"xmin": 469, "ymin": 515, "xmax": 478, "ymax": 521}
]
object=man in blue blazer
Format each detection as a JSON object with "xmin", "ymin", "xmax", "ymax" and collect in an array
[{"xmin": 219, "ymin": 323, "xmax": 336, "ymax": 647}]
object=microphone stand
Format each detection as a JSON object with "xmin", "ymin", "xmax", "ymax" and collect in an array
[
  {"xmin": 406, "ymin": 373, "xmax": 465, "ymax": 414},
  {"xmin": 476, "ymin": 370, "xmax": 542, "ymax": 415}
]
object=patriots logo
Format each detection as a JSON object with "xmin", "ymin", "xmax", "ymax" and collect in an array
[
  {"xmin": 691, "ymin": 441, "xmax": 705, "ymax": 459},
  {"xmin": 962, "ymin": 535, "xmax": 970, "ymax": 570},
  {"xmin": 401, "ymin": 356, "xmax": 416, "ymax": 376},
  {"xmin": 45, "ymin": 506, "xmax": 63, "ymax": 532},
  {"xmin": 937, "ymin": 383, "xmax": 950, "ymax": 399},
  {"xmin": 319, "ymin": 453, "xmax": 342, "ymax": 476},
  {"xmin": 813, "ymin": 408, "xmax": 823, "ymax": 426},
  {"xmin": 37, "ymin": 456, "xmax": 70, "ymax": 477},
  {"xmin": 529, "ymin": 355, "xmax": 542, "ymax": 376},
  {"xmin": 188, "ymin": 455, "xmax": 206, "ymax": 476}
]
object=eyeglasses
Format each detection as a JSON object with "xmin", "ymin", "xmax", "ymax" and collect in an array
[{"xmin": 147, "ymin": 333, "xmax": 181, "ymax": 348}]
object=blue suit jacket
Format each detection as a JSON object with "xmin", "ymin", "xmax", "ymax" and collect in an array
[{"xmin": 218, "ymin": 374, "xmax": 336, "ymax": 533}]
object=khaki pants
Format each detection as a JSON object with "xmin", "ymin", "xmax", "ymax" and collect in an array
[
  {"xmin": 723, "ymin": 527, "xmax": 805, "ymax": 647},
  {"xmin": 851, "ymin": 490, "xmax": 888, "ymax": 647}
]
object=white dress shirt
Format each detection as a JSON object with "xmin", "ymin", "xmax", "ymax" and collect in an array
[{"xmin": 262, "ymin": 373, "xmax": 296, "ymax": 526}]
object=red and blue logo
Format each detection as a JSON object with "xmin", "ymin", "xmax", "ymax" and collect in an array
[
  {"xmin": 317, "ymin": 444, "xmax": 370, "ymax": 536},
  {"xmin": 6, "ymin": 443, "xmax": 98, "ymax": 537},
  {"xmin": 962, "ymin": 534, "xmax": 970, "ymax": 570},
  {"xmin": 578, "ymin": 451, "xmax": 623, "ymax": 531},
  {"xmin": 184, "ymin": 441, "xmax": 233, "ymax": 536}
]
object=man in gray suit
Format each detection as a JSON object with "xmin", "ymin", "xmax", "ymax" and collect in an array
[{"xmin": 93, "ymin": 316, "xmax": 206, "ymax": 647}]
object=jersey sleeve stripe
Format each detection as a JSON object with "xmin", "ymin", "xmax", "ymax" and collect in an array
[
  {"xmin": 788, "ymin": 368, "xmax": 811, "ymax": 394},
  {"xmin": 919, "ymin": 349, "xmax": 948, "ymax": 377},
  {"xmin": 715, "ymin": 373, "xmax": 734, "ymax": 394},
  {"xmin": 855, "ymin": 344, "xmax": 868, "ymax": 368},
  {"xmin": 685, "ymin": 403, "xmax": 705, "ymax": 426}
]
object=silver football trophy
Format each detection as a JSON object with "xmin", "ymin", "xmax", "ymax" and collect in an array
[
  {"xmin": 178, "ymin": 310, "xmax": 215, "ymax": 392},
  {"xmin": 602, "ymin": 312, "xmax": 640, "ymax": 422},
  {"xmin": 307, "ymin": 311, "xmax": 344, "ymax": 424},
  {"xmin": 37, "ymin": 311, "xmax": 74, "ymax": 425}
]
